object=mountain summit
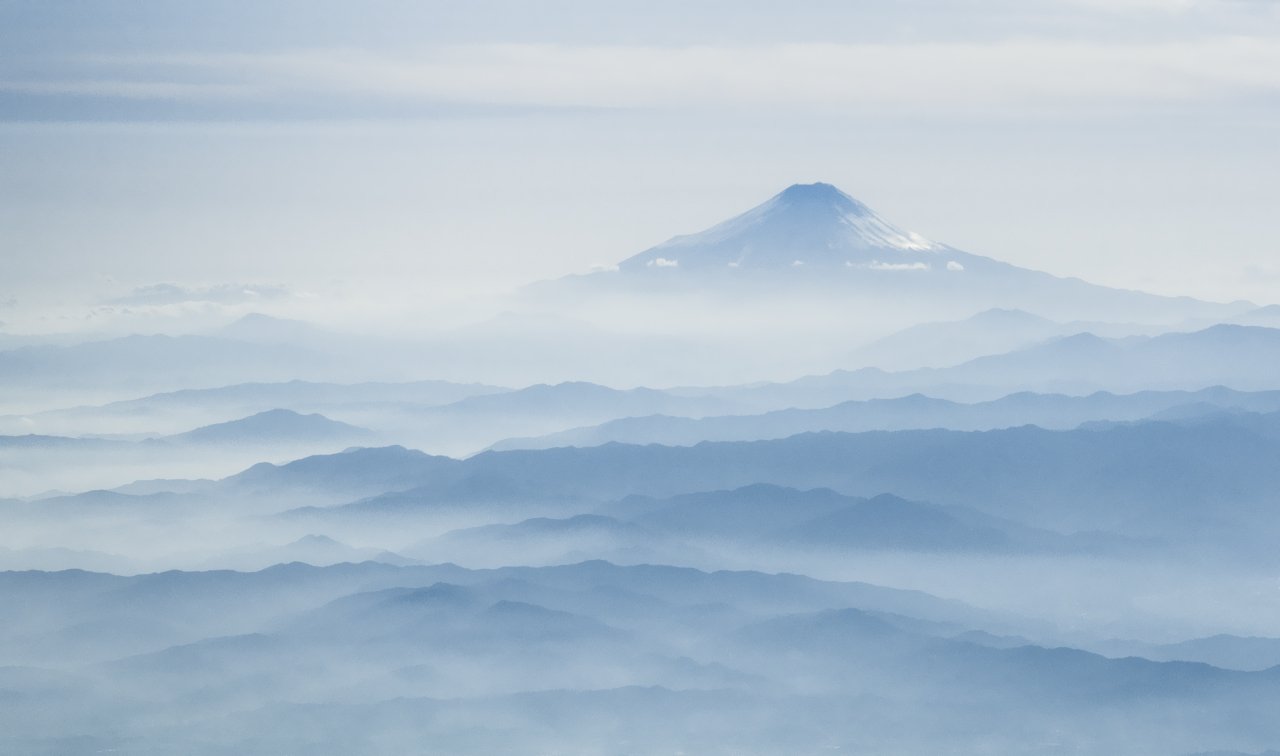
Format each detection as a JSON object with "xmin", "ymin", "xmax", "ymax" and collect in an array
[
  {"xmin": 518, "ymin": 182, "xmax": 1252, "ymax": 351},
  {"xmin": 620, "ymin": 182, "xmax": 946, "ymax": 272}
]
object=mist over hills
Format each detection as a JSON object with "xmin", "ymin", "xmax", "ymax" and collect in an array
[
  {"xmin": 272, "ymin": 413, "xmax": 1280, "ymax": 544},
  {"xmin": 846, "ymin": 307, "xmax": 1156, "ymax": 370},
  {"xmin": 0, "ymin": 335, "xmax": 340, "ymax": 412},
  {"xmin": 0, "ymin": 184, "xmax": 1260, "ymax": 393},
  {"xmin": 495, "ymin": 385, "xmax": 1280, "ymax": 451},
  {"xmin": 5, "ymin": 178, "xmax": 1280, "ymax": 753},
  {"xmin": 161, "ymin": 409, "xmax": 374, "ymax": 446},
  {"xmin": 671, "ymin": 323, "xmax": 1280, "ymax": 408},
  {"xmin": 3, "ymin": 560, "xmax": 1279, "ymax": 755}
]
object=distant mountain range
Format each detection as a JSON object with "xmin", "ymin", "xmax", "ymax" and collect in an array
[
  {"xmin": 10, "ymin": 328, "xmax": 1280, "ymax": 497},
  {"xmin": 0, "ymin": 409, "xmax": 374, "ymax": 453},
  {"xmin": 493, "ymin": 385, "xmax": 1280, "ymax": 451},
  {"xmin": 240, "ymin": 410, "xmax": 1280, "ymax": 546},
  {"xmin": 402, "ymin": 483, "xmax": 1096, "ymax": 569},
  {"xmin": 845, "ymin": 307, "xmax": 1158, "ymax": 370},
  {"xmin": 3, "ymin": 179, "xmax": 1277, "ymax": 756},
  {"xmin": 2, "ymin": 184, "xmax": 1271, "ymax": 395},
  {"xmin": 675, "ymin": 323, "xmax": 1280, "ymax": 408},
  {"xmin": 0, "ymin": 409, "xmax": 380, "ymax": 498},
  {"xmin": 0, "ymin": 334, "xmax": 333, "ymax": 394},
  {"xmin": 0, "ymin": 377, "xmax": 506, "ymax": 438},
  {"xmin": 5, "ymin": 560, "xmax": 1279, "ymax": 754}
]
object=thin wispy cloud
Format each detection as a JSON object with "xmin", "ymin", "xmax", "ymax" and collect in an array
[
  {"xmin": 108, "ymin": 282, "xmax": 294, "ymax": 306},
  {"xmin": 6, "ymin": 37, "xmax": 1280, "ymax": 118},
  {"xmin": 863, "ymin": 261, "xmax": 932, "ymax": 271}
]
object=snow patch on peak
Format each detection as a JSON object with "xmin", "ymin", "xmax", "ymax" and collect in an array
[
  {"xmin": 839, "ymin": 215, "xmax": 939, "ymax": 252},
  {"xmin": 618, "ymin": 182, "xmax": 945, "ymax": 271},
  {"xmin": 777, "ymin": 182, "xmax": 868, "ymax": 212}
]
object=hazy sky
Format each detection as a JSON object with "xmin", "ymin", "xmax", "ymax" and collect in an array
[{"xmin": 2, "ymin": 0, "xmax": 1279, "ymax": 333}]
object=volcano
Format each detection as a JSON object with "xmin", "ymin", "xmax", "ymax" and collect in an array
[
  {"xmin": 560, "ymin": 182, "xmax": 1251, "ymax": 324},
  {"xmin": 621, "ymin": 182, "xmax": 949, "ymax": 272}
]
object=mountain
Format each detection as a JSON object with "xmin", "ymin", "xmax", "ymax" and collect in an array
[
  {"xmin": 429, "ymin": 381, "xmax": 737, "ymax": 419},
  {"xmin": 564, "ymin": 183, "xmax": 1251, "ymax": 323},
  {"xmin": 919, "ymin": 323, "xmax": 1280, "ymax": 397},
  {"xmin": 8, "ymin": 561, "xmax": 1274, "ymax": 755},
  {"xmin": 161, "ymin": 409, "xmax": 374, "ymax": 446},
  {"xmin": 493, "ymin": 386, "xmax": 1280, "ymax": 451},
  {"xmin": 299, "ymin": 415, "xmax": 1280, "ymax": 544},
  {"xmin": 778, "ymin": 493, "xmax": 1016, "ymax": 552},
  {"xmin": 605, "ymin": 484, "xmax": 1124, "ymax": 555},
  {"xmin": 498, "ymin": 182, "xmax": 1258, "ymax": 386},
  {"xmin": 846, "ymin": 308, "xmax": 1154, "ymax": 370},
  {"xmin": 345, "ymin": 381, "xmax": 748, "ymax": 456},
  {"xmin": 1094, "ymin": 634, "xmax": 1280, "ymax": 673},
  {"xmin": 222, "ymin": 445, "xmax": 463, "ymax": 503},
  {"xmin": 606, "ymin": 483, "xmax": 858, "ymax": 533},
  {"xmin": 1230, "ymin": 304, "xmax": 1280, "ymax": 329},
  {"xmin": 407, "ymin": 514, "xmax": 673, "ymax": 567},
  {"xmin": 679, "ymin": 323, "xmax": 1280, "ymax": 407},
  {"xmin": 620, "ymin": 182, "xmax": 945, "ymax": 271},
  {"xmin": 0, "ymin": 328, "xmax": 518, "ymax": 415},
  {"xmin": 615, "ymin": 485, "xmax": 1019, "ymax": 552},
  {"xmin": 199, "ymin": 533, "xmax": 413, "ymax": 571},
  {"xmin": 0, "ymin": 378, "xmax": 508, "ymax": 440},
  {"xmin": 0, "ymin": 334, "xmax": 348, "ymax": 413},
  {"xmin": 0, "ymin": 559, "xmax": 994, "ymax": 671}
]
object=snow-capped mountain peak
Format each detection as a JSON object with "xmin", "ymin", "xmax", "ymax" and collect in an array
[{"xmin": 620, "ymin": 182, "xmax": 940, "ymax": 272}]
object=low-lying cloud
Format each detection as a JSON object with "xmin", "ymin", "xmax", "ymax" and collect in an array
[{"xmin": 109, "ymin": 282, "xmax": 294, "ymax": 306}]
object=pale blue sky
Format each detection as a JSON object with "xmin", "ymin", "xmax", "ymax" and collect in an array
[{"xmin": 2, "ymin": 0, "xmax": 1279, "ymax": 333}]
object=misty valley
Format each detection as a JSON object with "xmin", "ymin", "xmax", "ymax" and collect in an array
[{"xmin": 4, "ymin": 184, "xmax": 1280, "ymax": 755}]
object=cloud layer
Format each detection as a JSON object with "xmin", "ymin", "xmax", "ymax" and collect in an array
[{"xmin": 6, "ymin": 35, "xmax": 1280, "ymax": 119}]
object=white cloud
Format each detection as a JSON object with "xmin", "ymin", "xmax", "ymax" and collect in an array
[
  {"xmin": 647, "ymin": 257, "xmax": 679, "ymax": 268},
  {"xmin": 11, "ymin": 36, "xmax": 1280, "ymax": 116},
  {"xmin": 863, "ymin": 261, "xmax": 931, "ymax": 271},
  {"xmin": 108, "ymin": 282, "xmax": 293, "ymax": 306},
  {"xmin": 947, "ymin": 261, "xmax": 965, "ymax": 271}
]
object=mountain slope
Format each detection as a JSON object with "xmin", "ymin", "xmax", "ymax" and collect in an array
[{"xmin": 162, "ymin": 409, "xmax": 374, "ymax": 446}]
